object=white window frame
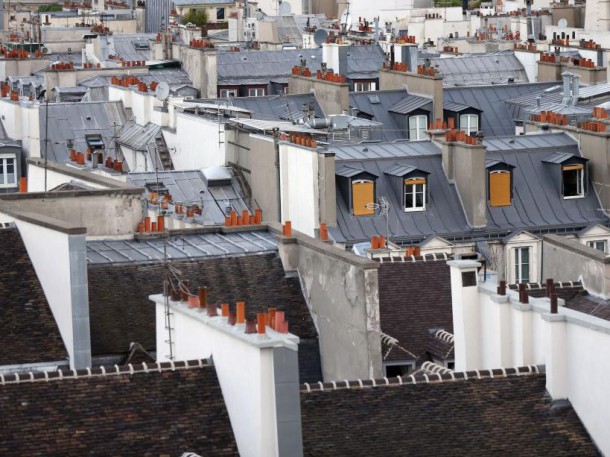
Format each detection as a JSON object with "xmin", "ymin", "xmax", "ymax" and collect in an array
[
  {"xmin": 587, "ymin": 240, "xmax": 607, "ymax": 253},
  {"xmin": 460, "ymin": 113, "xmax": 479, "ymax": 135},
  {"xmin": 247, "ymin": 87, "xmax": 265, "ymax": 97},
  {"xmin": 562, "ymin": 166, "xmax": 585, "ymax": 199},
  {"xmin": 0, "ymin": 154, "xmax": 16, "ymax": 188},
  {"xmin": 383, "ymin": 361, "xmax": 416, "ymax": 377},
  {"xmin": 354, "ymin": 81, "xmax": 375, "ymax": 92},
  {"xmin": 514, "ymin": 246, "xmax": 530, "ymax": 284},
  {"xmin": 404, "ymin": 178, "xmax": 426, "ymax": 212},
  {"xmin": 219, "ymin": 89, "xmax": 237, "ymax": 98},
  {"xmin": 409, "ymin": 114, "xmax": 427, "ymax": 141}
]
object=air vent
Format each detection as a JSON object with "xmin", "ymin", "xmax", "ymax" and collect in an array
[{"xmin": 368, "ymin": 94, "xmax": 380, "ymax": 104}]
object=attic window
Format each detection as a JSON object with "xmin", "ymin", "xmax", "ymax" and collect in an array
[
  {"xmin": 489, "ymin": 170, "xmax": 511, "ymax": 207},
  {"xmin": 352, "ymin": 179, "xmax": 375, "ymax": 216},
  {"xmin": 562, "ymin": 164, "xmax": 584, "ymax": 198},
  {"xmin": 409, "ymin": 115, "xmax": 427, "ymax": 141},
  {"xmin": 460, "ymin": 113, "xmax": 478, "ymax": 135},
  {"xmin": 404, "ymin": 177, "xmax": 426, "ymax": 211}
]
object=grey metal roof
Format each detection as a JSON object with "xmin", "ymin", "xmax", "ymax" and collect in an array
[
  {"xmin": 331, "ymin": 141, "xmax": 441, "ymax": 161},
  {"xmin": 127, "ymin": 169, "xmax": 250, "ymax": 226},
  {"xmin": 265, "ymin": 14, "xmax": 327, "ymax": 46},
  {"xmin": 117, "ymin": 120, "xmax": 160, "ymax": 151},
  {"xmin": 86, "ymin": 230, "xmax": 277, "ymax": 264},
  {"xmin": 39, "ymin": 101, "xmax": 127, "ymax": 163},
  {"xmin": 331, "ymin": 136, "xmax": 608, "ymax": 244},
  {"xmin": 444, "ymin": 83, "xmax": 558, "ymax": 137},
  {"xmin": 443, "ymin": 101, "xmax": 475, "ymax": 112},
  {"xmin": 335, "ymin": 163, "xmax": 370, "ymax": 178},
  {"xmin": 217, "ymin": 44, "xmax": 384, "ymax": 86},
  {"xmin": 383, "ymin": 163, "xmax": 429, "ymax": 177},
  {"xmin": 542, "ymin": 152, "xmax": 586, "ymax": 164},
  {"xmin": 108, "ymin": 33, "xmax": 156, "ymax": 61},
  {"xmin": 388, "ymin": 95, "xmax": 432, "ymax": 114},
  {"xmin": 483, "ymin": 132, "xmax": 578, "ymax": 152},
  {"xmin": 197, "ymin": 93, "xmax": 324, "ymax": 120},
  {"xmin": 173, "ymin": 0, "xmax": 233, "ymax": 5},
  {"xmin": 424, "ymin": 52, "xmax": 529, "ymax": 86}
]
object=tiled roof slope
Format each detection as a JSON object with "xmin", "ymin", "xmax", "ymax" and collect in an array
[
  {"xmin": 301, "ymin": 371, "xmax": 599, "ymax": 456},
  {"xmin": 87, "ymin": 252, "xmax": 321, "ymax": 382},
  {"xmin": 0, "ymin": 227, "xmax": 67, "ymax": 366},
  {"xmin": 507, "ymin": 281, "xmax": 584, "ymax": 302},
  {"xmin": 0, "ymin": 360, "xmax": 238, "ymax": 456},
  {"xmin": 377, "ymin": 259, "xmax": 453, "ymax": 362},
  {"xmin": 565, "ymin": 293, "xmax": 610, "ymax": 322}
]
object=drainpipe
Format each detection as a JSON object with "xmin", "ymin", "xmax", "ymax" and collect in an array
[{"xmin": 273, "ymin": 128, "xmax": 281, "ymax": 222}]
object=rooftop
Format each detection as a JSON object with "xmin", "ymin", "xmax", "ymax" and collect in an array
[
  {"xmin": 0, "ymin": 360, "xmax": 238, "ymax": 456},
  {"xmin": 301, "ymin": 367, "xmax": 599, "ymax": 456}
]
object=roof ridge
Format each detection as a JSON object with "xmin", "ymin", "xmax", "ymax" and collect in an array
[
  {"xmin": 0, "ymin": 359, "xmax": 210, "ymax": 386},
  {"xmin": 375, "ymin": 252, "xmax": 452, "ymax": 263},
  {"xmin": 301, "ymin": 365, "xmax": 542, "ymax": 393},
  {"xmin": 507, "ymin": 281, "xmax": 582, "ymax": 290}
]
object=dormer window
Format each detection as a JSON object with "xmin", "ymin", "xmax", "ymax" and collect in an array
[
  {"xmin": 543, "ymin": 153, "xmax": 588, "ymax": 200},
  {"xmin": 460, "ymin": 114, "xmax": 478, "ymax": 135},
  {"xmin": 562, "ymin": 164, "xmax": 584, "ymax": 198},
  {"xmin": 404, "ymin": 177, "xmax": 426, "ymax": 211},
  {"xmin": 409, "ymin": 115, "xmax": 427, "ymax": 141},
  {"xmin": 335, "ymin": 164, "xmax": 378, "ymax": 217},
  {"xmin": 486, "ymin": 160, "xmax": 514, "ymax": 207}
]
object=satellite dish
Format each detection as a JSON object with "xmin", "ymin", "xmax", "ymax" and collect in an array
[
  {"xmin": 313, "ymin": 29, "xmax": 328, "ymax": 47},
  {"xmin": 558, "ymin": 18, "xmax": 568, "ymax": 28},
  {"xmin": 155, "ymin": 82, "xmax": 170, "ymax": 101},
  {"xmin": 278, "ymin": 1, "xmax": 291, "ymax": 16},
  {"xmin": 340, "ymin": 9, "xmax": 352, "ymax": 33}
]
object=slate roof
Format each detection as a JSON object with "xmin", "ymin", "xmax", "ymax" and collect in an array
[
  {"xmin": 197, "ymin": 92, "xmax": 325, "ymax": 120},
  {"xmin": 444, "ymin": 82, "xmax": 558, "ymax": 137},
  {"xmin": 217, "ymin": 44, "xmax": 384, "ymax": 86},
  {"xmin": 426, "ymin": 330, "xmax": 454, "ymax": 360},
  {"xmin": 79, "ymin": 69, "xmax": 193, "ymax": 90},
  {"xmin": 39, "ymin": 101, "xmax": 127, "ymax": 163},
  {"xmin": 126, "ymin": 170, "xmax": 251, "ymax": 227},
  {"xmin": 0, "ymin": 360, "xmax": 239, "ymax": 456},
  {"xmin": 0, "ymin": 227, "xmax": 67, "ymax": 366},
  {"xmin": 108, "ymin": 33, "xmax": 155, "ymax": 61},
  {"xmin": 425, "ymin": 52, "xmax": 529, "ymax": 86},
  {"xmin": 377, "ymin": 259, "xmax": 453, "ymax": 362},
  {"xmin": 87, "ymin": 251, "xmax": 322, "ymax": 382},
  {"xmin": 300, "ymin": 369, "xmax": 599, "ymax": 456},
  {"xmin": 331, "ymin": 134, "xmax": 608, "ymax": 245},
  {"xmin": 117, "ymin": 119, "xmax": 160, "ymax": 151}
]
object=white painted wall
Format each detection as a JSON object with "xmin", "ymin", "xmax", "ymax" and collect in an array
[
  {"xmin": 514, "ymin": 50, "xmax": 539, "ymax": 82},
  {"xmin": 27, "ymin": 163, "xmax": 109, "ymax": 191},
  {"xmin": 449, "ymin": 261, "xmax": 610, "ymax": 455},
  {"xmin": 256, "ymin": 0, "xmax": 303, "ymax": 15},
  {"xmin": 164, "ymin": 113, "xmax": 225, "ymax": 170},
  {"xmin": 13, "ymin": 220, "xmax": 75, "ymax": 368},
  {"xmin": 153, "ymin": 295, "xmax": 299, "ymax": 457},
  {"xmin": 279, "ymin": 143, "xmax": 318, "ymax": 237}
]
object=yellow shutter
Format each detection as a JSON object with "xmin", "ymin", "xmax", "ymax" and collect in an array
[
  {"xmin": 352, "ymin": 181, "xmax": 375, "ymax": 216},
  {"xmin": 490, "ymin": 171, "xmax": 511, "ymax": 207}
]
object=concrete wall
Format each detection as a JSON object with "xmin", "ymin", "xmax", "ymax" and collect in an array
[
  {"xmin": 153, "ymin": 294, "xmax": 302, "ymax": 457},
  {"xmin": 449, "ymin": 259, "xmax": 610, "ymax": 455},
  {"xmin": 543, "ymin": 234, "xmax": 610, "ymax": 299},
  {"xmin": 379, "ymin": 69, "xmax": 443, "ymax": 121},
  {"xmin": 276, "ymin": 230, "xmax": 382, "ymax": 381},
  {"xmin": 537, "ymin": 61, "xmax": 562, "ymax": 82},
  {"xmin": 249, "ymin": 134, "xmax": 280, "ymax": 223},
  {"xmin": 288, "ymin": 75, "xmax": 348, "ymax": 116},
  {"xmin": 170, "ymin": 44, "xmax": 217, "ymax": 98},
  {"xmin": 279, "ymin": 142, "xmax": 336, "ymax": 237},
  {"xmin": 0, "ymin": 206, "xmax": 92, "ymax": 371},
  {"xmin": 44, "ymin": 66, "xmax": 148, "ymax": 94},
  {"xmin": 0, "ymin": 58, "xmax": 50, "ymax": 80}
]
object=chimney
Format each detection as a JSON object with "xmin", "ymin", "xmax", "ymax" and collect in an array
[
  {"xmin": 151, "ymin": 294, "xmax": 303, "ymax": 457},
  {"xmin": 571, "ymin": 73, "xmax": 580, "ymax": 105},
  {"xmin": 442, "ymin": 137, "xmax": 487, "ymax": 228},
  {"xmin": 447, "ymin": 259, "xmax": 482, "ymax": 371},
  {"xmin": 561, "ymin": 71, "xmax": 572, "ymax": 105},
  {"xmin": 543, "ymin": 295, "xmax": 568, "ymax": 399},
  {"xmin": 322, "ymin": 42, "xmax": 349, "ymax": 77}
]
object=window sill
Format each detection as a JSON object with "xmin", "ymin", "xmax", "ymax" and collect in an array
[
  {"xmin": 563, "ymin": 195, "xmax": 585, "ymax": 200},
  {"xmin": 404, "ymin": 207, "xmax": 426, "ymax": 212}
]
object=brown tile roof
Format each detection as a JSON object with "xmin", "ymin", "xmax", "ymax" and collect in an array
[
  {"xmin": 0, "ymin": 360, "xmax": 238, "ymax": 456},
  {"xmin": 88, "ymin": 252, "xmax": 321, "ymax": 382},
  {"xmin": 377, "ymin": 259, "xmax": 453, "ymax": 362},
  {"xmin": 425, "ymin": 330, "xmax": 454, "ymax": 360},
  {"xmin": 300, "ymin": 367, "xmax": 600, "ymax": 456},
  {"xmin": 565, "ymin": 293, "xmax": 610, "ymax": 322},
  {"xmin": 0, "ymin": 227, "xmax": 67, "ymax": 366},
  {"xmin": 508, "ymin": 281, "xmax": 584, "ymax": 302}
]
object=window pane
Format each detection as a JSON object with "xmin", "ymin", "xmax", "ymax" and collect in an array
[
  {"xmin": 521, "ymin": 247, "xmax": 529, "ymax": 264},
  {"xmin": 405, "ymin": 190, "xmax": 413, "ymax": 208},
  {"xmin": 415, "ymin": 191, "xmax": 424, "ymax": 207},
  {"xmin": 563, "ymin": 169, "xmax": 583, "ymax": 197}
]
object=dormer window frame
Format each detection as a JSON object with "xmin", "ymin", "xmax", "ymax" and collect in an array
[
  {"xmin": 408, "ymin": 114, "xmax": 428, "ymax": 141},
  {"xmin": 562, "ymin": 163, "xmax": 585, "ymax": 199},
  {"xmin": 403, "ymin": 176, "xmax": 427, "ymax": 212}
]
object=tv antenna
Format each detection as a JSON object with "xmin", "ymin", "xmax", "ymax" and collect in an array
[
  {"xmin": 366, "ymin": 196, "xmax": 391, "ymax": 241},
  {"xmin": 339, "ymin": 2, "xmax": 352, "ymax": 34}
]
